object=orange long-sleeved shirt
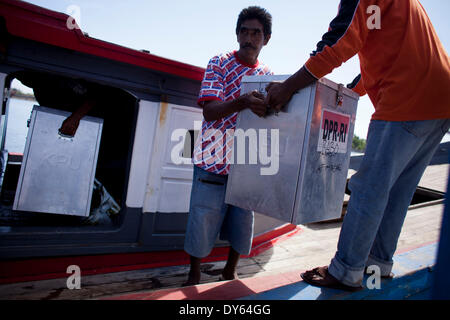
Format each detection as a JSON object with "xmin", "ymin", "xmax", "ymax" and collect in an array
[{"xmin": 305, "ymin": 0, "xmax": 450, "ymax": 121}]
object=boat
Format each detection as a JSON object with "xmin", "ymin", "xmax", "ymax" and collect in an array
[{"xmin": 0, "ymin": 0, "xmax": 293, "ymax": 277}]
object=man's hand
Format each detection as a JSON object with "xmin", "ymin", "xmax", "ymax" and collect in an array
[
  {"xmin": 58, "ymin": 100, "xmax": 95, "ymax": 137},
  {"xmin": 264, "ymin": 66, "xmax": 317, "ymax": 112},
  {"xmin": 264, "ymin": 82, "xmax": 295, "ymax": 112},
  {"xmin": 242, "ymin": 90, "xmax": 268, "ymax": 117},
  {"xmin": 202, "ymin": 90, "xmax": 269, "ymax": 121},
  {"xmin": 59, "ymin": 115, "xmax": 80, "ymax": 137}
]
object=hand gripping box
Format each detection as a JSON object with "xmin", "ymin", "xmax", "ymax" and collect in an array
[
  {"xmin": 225, "ymin": 75, "xmax": 359, "ymax": 224},
  {"xmin": 13, "ymin": 106, "xmax": 103, "ymax": 217}
]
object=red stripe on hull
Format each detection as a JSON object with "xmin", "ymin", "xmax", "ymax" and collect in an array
[{"xmin": 0, "ymin": 224, "xmax": 300, "ymax": 284}]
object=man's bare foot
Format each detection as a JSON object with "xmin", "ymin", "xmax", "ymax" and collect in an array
[
  {"xmin": 219, "ymin": 248, "xmax": 240, "ymax": 281},
  {"xmin": 182, "ymin": 270, "xmax": 201, "ymax": 287},
  {"xmin": 220, "ymin": 268, "xmax": 239, "ymax": 281}
]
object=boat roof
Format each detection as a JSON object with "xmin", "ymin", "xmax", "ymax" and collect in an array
[{"xmin": 0, "ymin": 0, "xmax": 205, "ymax": 81}]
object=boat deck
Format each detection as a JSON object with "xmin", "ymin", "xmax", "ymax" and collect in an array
[{"xmin": 0, "ymin": 160, "xmax": 447, "ymax": 300}]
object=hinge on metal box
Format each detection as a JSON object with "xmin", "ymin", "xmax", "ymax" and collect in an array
[{"xmin": 336, "ymin": 84, "xmax": 344, "ymax": 107}]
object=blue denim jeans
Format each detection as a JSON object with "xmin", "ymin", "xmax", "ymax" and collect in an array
[
  {"xmin": 184, "ymin": 165, "xmax": 254, "ymax": 258},
  {"xmin": 329, "ymin": 119, "xmax": 450, "ymax": 287}
]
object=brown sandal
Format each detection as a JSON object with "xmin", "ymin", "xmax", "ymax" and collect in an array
[{"xmin": 301, "ymin": 266, "xmax": 363, "ymax": 292}]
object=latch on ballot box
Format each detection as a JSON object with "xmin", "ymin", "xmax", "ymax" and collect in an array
[{"xmin": 336, "ymin": 84, "xmax": 345, "ymax": 107}]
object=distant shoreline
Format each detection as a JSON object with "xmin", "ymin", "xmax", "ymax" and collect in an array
[{"xmin": 10, "ymin": 89, "xmax": 36, "ymax": 102}]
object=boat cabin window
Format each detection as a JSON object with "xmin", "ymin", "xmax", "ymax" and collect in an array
[{"xmin": 0, "ymin": 72, "xmax": 137, "ymax": 228}]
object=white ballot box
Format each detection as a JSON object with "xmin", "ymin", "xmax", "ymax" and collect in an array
[
  {"xmin": 225, "ymin": 75, "xmax": 359, "ymax": 224},
  {"xmin": 13, "ymin": 106, "xmax": 103, "ymax": 217}
]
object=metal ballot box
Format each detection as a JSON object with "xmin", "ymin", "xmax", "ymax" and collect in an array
[
  {"xmin": 13, "ymin": 106, "xmax": 103, "ymax": 217},
  {"xmin": 225, "ymin": 75, "xmax": 359, "ymax": 225}
]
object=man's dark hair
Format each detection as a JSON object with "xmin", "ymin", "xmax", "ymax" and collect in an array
[{"xmin": 236, "ymin": 6, "xmax": 272, "ymax": 38}]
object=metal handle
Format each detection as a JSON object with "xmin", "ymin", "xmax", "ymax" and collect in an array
[
  {"xmin": 58, "ymin": 129, "xmax": 74, "ymax": 141},
  {"xmin": 336, "ymin": 84, "xmax": 344, "ymax": 107},
  {"xmin": 266, "ymin": 106, "xmax": 280, "ymax": 116}
]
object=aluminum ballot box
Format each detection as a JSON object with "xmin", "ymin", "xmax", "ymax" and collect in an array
[
  {"xmin": 224, "ymin": 75, "xmax": 359, "ymax": 225},
  {"xmin": 13, "ymin": 106, "xmax": 103, "ymax": 217}
]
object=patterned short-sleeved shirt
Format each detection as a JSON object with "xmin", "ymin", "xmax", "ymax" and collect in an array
[{"xmin": 192, "ymin": 51, "xmax": 272, "ymax": 175}]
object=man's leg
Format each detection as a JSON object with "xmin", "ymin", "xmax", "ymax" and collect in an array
[
  {"xmin": 184, "ymin": 255, "xmax": 202, "ymax": 286},
  {"xmin": 219, "ymin": 205, "xmax": 254, "ymax": 281},
  {"xmin": 303, "ymin": 119, "xmax": 449, "ymax": 289},
  {"xmin": 183, "ymin": 166, "xmax": 228, "ymax": 286},
  {"xmin": 367, "ymin": 119, "xmax": 450, "ymax": 275},
  {"xmin": 222, "ymin": 247, "xmax": 240, "ymax": 280}
]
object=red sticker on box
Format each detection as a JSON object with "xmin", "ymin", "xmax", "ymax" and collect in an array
[{"xmin": 317, "ymin": 109, "xmax": 350, "ymax": 154}]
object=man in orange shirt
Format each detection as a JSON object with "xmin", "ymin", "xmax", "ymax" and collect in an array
[{"xmin": 266, "ymin": 0, "xmax": 450, "ymax": 291}]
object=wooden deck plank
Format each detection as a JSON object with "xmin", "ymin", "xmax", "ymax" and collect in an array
[{"xmin": 418, "ymin": 164, "xmax": 449, "ymax": 192}]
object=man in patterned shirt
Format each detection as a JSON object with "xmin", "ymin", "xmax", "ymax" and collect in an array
[{"xmin": 183, "ymin": 6, "xmax": 273, "ymax": 286}]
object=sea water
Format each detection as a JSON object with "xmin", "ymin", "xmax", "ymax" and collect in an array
[{"xmin": 3, "ymin": 98, "xmax": 35, "ymax": 154}]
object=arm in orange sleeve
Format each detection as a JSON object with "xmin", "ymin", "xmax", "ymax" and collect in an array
[
  {"xmin": 304, "ymin": 0, "xmax": 371, "ymax": 79},
  {"xmin": 347, "ymin": 74, "xmax": 366, "ymax": 96}
]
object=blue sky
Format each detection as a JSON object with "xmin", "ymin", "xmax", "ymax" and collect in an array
[{"xmin": 15, "ymin": 0, "xmax": 450, "ymax": 140}]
